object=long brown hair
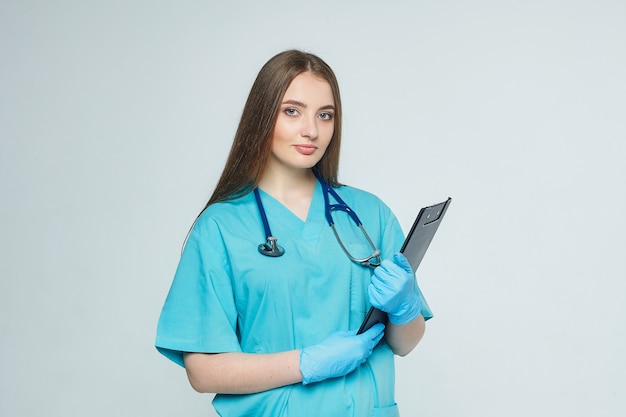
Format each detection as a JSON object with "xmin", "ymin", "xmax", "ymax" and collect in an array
[{"xmin": 204, "ymin": 50, "xmax": 343, "ymax": 210}]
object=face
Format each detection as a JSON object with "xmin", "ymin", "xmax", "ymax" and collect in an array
[{"xmin": 267, "ymin": 72, "xmax": 335, "ymax": 175}]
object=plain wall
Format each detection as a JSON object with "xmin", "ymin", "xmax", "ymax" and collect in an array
[{"xmin": 1, "ymin": 1, "xmax": 625, "ymax": 416}]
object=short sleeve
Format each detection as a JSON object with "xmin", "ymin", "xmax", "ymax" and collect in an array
[{"xmin": 155, "ymin": 217, "xmax": 242, "ymax": 367}]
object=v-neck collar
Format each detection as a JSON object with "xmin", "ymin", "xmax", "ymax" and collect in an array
[{"xmin": 255, "ymin": 180, "xmax": 325, "ymax": 238}]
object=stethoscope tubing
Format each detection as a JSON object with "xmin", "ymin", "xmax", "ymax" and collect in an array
[
  {"xmin": 314, "ymin": 170, "xmax": 364, "ymax": 228},
  {"xmin": 254, "ymin": 169, "xmax": 380, "ymax": 266},
  {"xmin": 254, "ymin": 187, "xmax": 285, "ymax": 257}
]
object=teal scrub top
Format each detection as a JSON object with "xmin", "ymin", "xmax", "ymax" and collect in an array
[{"xmin": 156, "ymin": 181, "xmax": 432, "ymax": 417}]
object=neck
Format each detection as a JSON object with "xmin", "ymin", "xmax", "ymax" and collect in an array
[
  {"xmin": 259, "ymin": 165, "xmax": 316, "ymax": 196},
  {"xmin": 258, "ymin": 166, "xmax": 317, "ymax": 221}
]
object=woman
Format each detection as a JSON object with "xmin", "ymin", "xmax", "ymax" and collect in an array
[{"xmin": 156, "ymin": 50, "xmax": 432, "ymax": 417}]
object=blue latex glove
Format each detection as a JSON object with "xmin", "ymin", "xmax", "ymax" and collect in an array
[
  {"xmin": 368, "ymin": 253, "xmax": 422, "ymax": 325},
  {"xmin": 299, "ymin": 323, "xmax": 385, "ymax": 385}
]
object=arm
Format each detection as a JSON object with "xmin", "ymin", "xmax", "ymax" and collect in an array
[
  {"xmin": 385, "ymin": 314, "xmax": 426, "ymax": 357},
  {"xmin": 184, "ymin": 350, "xmax": 302, "ymax": 394},
  {"xmin": 183, "ymin": 323, "xmax": 386, "ymax": 394}
]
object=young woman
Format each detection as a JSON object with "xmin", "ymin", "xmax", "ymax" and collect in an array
[{"xmin": 156, "ymin": 50, "xmax": 432, "ymax": 417}]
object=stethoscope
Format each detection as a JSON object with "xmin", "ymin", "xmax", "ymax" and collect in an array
[{"xmin": 254, "ymin": 170, "xmax": 382, "ymax": 267}]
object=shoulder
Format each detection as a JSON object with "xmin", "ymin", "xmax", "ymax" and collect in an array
[
  {"xmin": 200, "ymin": 192, "xmax": 255, "ymax": 220},
  {"xmin": 334, "ymin": 184, "xmax": 392, "ymax": 214},
  {"xmin": 333, "ymin": 184, "xmax": 398, "ymax": 228},
  {"xmin": 190, "ymin": 192, "xmax": 257, "ymax": 237}
]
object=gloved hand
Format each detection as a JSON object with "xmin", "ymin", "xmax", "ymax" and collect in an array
[
  {"xmin": 299, "ymin": 323, "xmax": 385, "ymax": 385},
  {"xmin": 368, "ymin": 252, "xmax": 422, "ymax": 325}
]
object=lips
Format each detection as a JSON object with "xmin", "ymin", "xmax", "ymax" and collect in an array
[{"xmin": 293, "ymin": 145, "xmax": 317, "ymax": 155}]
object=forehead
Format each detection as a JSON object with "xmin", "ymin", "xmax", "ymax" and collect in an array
[{"xmin": 283, "ymin": 72, "xmax": 335, "ymax": 105}]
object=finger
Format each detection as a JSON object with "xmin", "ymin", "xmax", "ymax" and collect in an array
[
  {"xmin": 393, "ymin": 252, "xmax": 414, "ymax": 274},
  {"xmin": 372, "ymin": 266, "xmax": 399, "ymax": 288},
  {"xmin": 374, "ymin": 258, "xmax": 395, "ymax": 277},
  {"xmin": 367, "ymin": 284, "xmax": 386, "ymax": 309},
  {"xmin": 371, "ymin": 329, "xmax": 385, "ymax": 345},
  {"xmin": 362, "ymin": 323, "xmax": 385, "ymax": 340}
]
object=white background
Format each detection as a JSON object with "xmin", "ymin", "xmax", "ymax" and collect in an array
[{"xmin": 1, "ymin": 1, "xmax": 625, "ymax": 416}]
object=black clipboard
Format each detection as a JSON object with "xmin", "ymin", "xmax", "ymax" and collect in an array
[{"xmin": 357, "ymin": 197, "xmax": 451, "ymax": 334}]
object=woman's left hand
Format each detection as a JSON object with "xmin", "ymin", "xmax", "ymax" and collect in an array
[{"xmin": 368, "ymin": 253, "xmax": 422, "ymax": 325}]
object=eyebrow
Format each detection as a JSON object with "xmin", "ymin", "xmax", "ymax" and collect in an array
[{"xmin": 282, "ymin": 99, "xmax": 335, "ymax": 111}]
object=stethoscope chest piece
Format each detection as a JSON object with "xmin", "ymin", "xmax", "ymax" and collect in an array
[{"xmin": 258, "ymin": 236, "xmax": 285, "ymax": 257}]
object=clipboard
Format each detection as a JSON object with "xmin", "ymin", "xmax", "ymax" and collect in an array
[{"xmin": 357, "ymin": 197, "xmax": 451, "ymax": 334}]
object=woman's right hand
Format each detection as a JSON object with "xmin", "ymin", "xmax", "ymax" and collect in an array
[{"xmin": 299, "ymin": 323, "xmax": 385, "ymax": 385}]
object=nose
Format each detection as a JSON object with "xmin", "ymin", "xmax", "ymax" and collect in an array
[{"xmin": 300, "ymin": 115, "xmax": 318, "ymax": 140}]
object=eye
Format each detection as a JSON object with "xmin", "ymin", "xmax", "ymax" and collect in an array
[
  {"xmin": 319, "ymin": 112, "xmax": 334, "ymax": 121},
  {"xmin": 284, "ymin": 108, "xmax": 299, "ymax": 116}
]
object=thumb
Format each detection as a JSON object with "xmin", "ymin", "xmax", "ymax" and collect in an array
[
  {"xmin": 393, "ymin": 252, "xmax": 414, "ymax": 274},
  {"xmin": 361, "ymin": 323, "xmax": 385, "ymax": 341}
]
